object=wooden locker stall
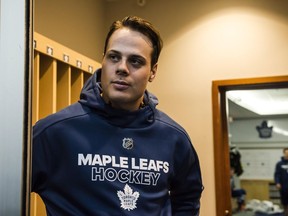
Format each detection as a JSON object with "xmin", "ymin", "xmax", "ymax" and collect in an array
[
  {"xmin": 31, "ymin": 32, "xmax": 101, "ymax": 216},
  {"xmin": 56, "ymin": 62, "xmax": 71, "ymax": 111},
  {"xmin": 71, "ymin": 67, "xmax": 84, "ymax": 104}
]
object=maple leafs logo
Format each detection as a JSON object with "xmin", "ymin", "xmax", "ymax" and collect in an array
[{"xmin": 117, "ymin": 184, "xmax": 140, "ymax": 211}]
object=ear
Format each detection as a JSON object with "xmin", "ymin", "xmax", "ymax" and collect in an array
[{"xmin": 149, "ymin": 64, "xmax": 158, "ymax": 82}]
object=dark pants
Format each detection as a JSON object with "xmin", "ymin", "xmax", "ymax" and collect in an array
[
  {"xmin": 280, "ymin": 189, "xmax": 288, "ymax": 206},
  {"xmin": 280, "ymin": 189, "xmax": 288, "ymax": 216},
  {"xmin": 232, "ymin": 189, "xmax": 246, "ymax": 209}
]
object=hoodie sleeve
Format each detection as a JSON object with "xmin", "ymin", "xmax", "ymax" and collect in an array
[
  {"xmin": 170, "ymin": 141, "xmax": 204, "ymax": 216},
  {"xmin": 274, "ymin": 161, "xmax": 281, "ymax": 185},
  {"xmin": 31, "ymin": 103, "xmax": 90, "ymax": 193},
  {"xmin": 31, "ymin": 129, "xmax": 49, "ymax": 193}
]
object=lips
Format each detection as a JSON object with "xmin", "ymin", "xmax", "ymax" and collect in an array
[{"xmin": 111, "ymin": 80, "xmax": 130, "ymax": 90}]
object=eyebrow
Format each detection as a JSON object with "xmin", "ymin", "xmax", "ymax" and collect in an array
[
  {"xmin": 107, "ymin": 50, "xmax": 147, "ymax": 60},
  {"xmin": 106, "ymin": 50, "xmax": 120, "ymax": 55}
]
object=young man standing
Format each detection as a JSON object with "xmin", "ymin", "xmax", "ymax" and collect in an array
[
  {"xmin": 32, "ymin": 16, "xmax": 203, "ymax": 215},
  {"xmin": 275, "ymin": 147, "xmax": 288, "ymax": 216}
]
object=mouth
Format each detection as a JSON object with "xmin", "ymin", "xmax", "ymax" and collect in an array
[{"xmin": 111, "ymin": 80, "xmax": 130, "ymax": 90}]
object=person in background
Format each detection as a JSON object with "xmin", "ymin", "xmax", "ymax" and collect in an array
[
  {"xmin": 32, "ymin": 15, "xmax": 203, "ymax": 215},
  {"xmin": 230, "ymin": 167, "xmax": 246, "ymax": 212},
  {"xmin": 274, "ymin": 147, "xmax": 288, "ymax": 216}
]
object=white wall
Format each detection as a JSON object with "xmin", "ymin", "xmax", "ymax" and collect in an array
[
  {"xmin": 104, "ymin": 1, "xmax": 288, "ymax": 215},
  {"xmin": 229, "ymin": 118, "xmax": 288, "ymax": 180},
  {"xmin": 230, "ymin": 118, "xmax": 288, "ymax": 144}
]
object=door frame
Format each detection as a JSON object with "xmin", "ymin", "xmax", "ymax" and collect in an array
[
  {"xmin": 212, "ymin": 75, "xmax": 288, "ymax": 216},
  {"xmin": 0, "ymin": 0, "xmax": 33, "ymax": 215}
]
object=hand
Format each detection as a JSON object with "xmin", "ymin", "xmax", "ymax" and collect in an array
[{"xmin": 276, "ymin": 183, "xmax": 281, "ymax": 190}]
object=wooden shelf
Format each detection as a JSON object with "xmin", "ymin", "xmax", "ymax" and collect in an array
[{"xmin": 34, "ymin": 32, "xmax": 101, "ymax": 73}]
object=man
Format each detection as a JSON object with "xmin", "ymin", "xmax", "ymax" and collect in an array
[
  {"xmin": 230, "ymin": 167, "xmax": 246, "ymax": 212},
  {"xmin": 275, "ymin": 147, "xmax": 288, "ymax": 216},
  {"xmin": 32, "ymin": 16, "xmax": 203, "ymax": 215}
]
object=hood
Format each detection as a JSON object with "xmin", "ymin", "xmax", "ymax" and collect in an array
[
  {"xmin": 281, "ymin": 156, "xmax": 288, "ymax": 163},
  {"xmin": 79, "ymin": 69, "xmax": 158, "ymax": 128}
]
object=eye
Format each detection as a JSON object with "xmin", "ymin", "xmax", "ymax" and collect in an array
[
  {"xmin": 129, "ymin": 56, "xmax": 145, "ymax": 68},
  {"xmin": 107, "ymin": 53, "xmax": 120, "ymax": 62}
]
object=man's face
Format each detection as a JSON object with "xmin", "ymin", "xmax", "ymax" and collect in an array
[
  {"xmin": 284, "ymin": 149, "xmax": 288, "ymax": 160},
  {"xmin": 101, "ymin": 28, "xmax": 157, "ymax": 111}
]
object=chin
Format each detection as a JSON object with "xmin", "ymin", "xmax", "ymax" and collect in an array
[{"xmin": 108, "ymin": 94, "xmax": 131, "ymax": 103}]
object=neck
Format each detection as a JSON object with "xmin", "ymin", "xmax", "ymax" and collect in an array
[{"xmin": 101, "ymin": 94, "xmax": 144, "ymax": 111}]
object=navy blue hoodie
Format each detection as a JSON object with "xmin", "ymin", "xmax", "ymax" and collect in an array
[
  {"xmin": 32, "ymin": 69, "xmax": 203, "ymax": 216},
  {"xmin": 274, "ymin": 156, "xmax": 288, "ymax": 191}
]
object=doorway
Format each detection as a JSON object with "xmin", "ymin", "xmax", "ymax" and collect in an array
[{"xmin": 212, "ymin": 75, "xmax": 288, "ymax": 216}]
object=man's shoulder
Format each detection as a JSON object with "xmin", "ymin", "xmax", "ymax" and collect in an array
[
  {"xmin": 154, "ymin": 109, "xmax": 189, "ymax": 138},
  {"xmin": 33, "ymin": 103, "xmax": 90, "ymax": 137}
]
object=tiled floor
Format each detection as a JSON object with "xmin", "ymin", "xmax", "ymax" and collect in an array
[{"xmin": 233, "ymin": 211, "xmax": 255, "ymax": 216}]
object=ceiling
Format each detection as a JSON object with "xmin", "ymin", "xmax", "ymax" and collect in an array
[{"xmin": 227, "ymin": 88, "xmax": 288, "ymax": 119}]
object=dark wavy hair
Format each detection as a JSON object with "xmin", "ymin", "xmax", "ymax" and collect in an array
[{"xmin": 103, "ymin": 16, "xmax": 163, "ymax": 67}]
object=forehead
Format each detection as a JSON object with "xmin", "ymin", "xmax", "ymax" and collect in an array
[{"xmin": 107, "ymin": 28, "xmax": 153, "ymax": 53}]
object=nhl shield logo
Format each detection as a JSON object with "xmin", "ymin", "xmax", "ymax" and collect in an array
[{"xmin": 122, "ymin": 138, "xmax": 133, "ymax": 150}]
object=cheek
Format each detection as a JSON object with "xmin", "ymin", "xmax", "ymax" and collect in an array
[
  {"xmin": 136, "ymin": 67, "xmax": 151, "ymax": 80},
  {"xmin": 101, "ymin": 62, "xmax": 112, "ymax": 78},
  {"xmin": 100, "ymin": 69, "xmax": 110, "ymax": 88},
  {"xmin": 135, "ymin": 74, "xmax": 150, "ymax": 89}
]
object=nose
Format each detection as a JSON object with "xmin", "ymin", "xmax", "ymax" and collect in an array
[{"xmin": 116, "ymin": 59, "xmax": 129, "ymax": 76}]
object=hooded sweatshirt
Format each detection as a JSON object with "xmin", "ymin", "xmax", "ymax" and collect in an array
[
  {"xmin": 274, "ymin": 156, "xmax": 288, "ymax": 191},
  {"xmin": 32, "ymin": 69, "xmax": 203, "ymax": 216}
]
